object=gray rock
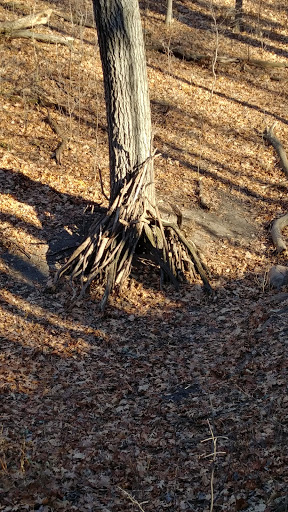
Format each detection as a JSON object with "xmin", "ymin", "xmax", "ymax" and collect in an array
[{"xmin": 268, "ymin": 265, "xmax": 288, "ymax": 289}]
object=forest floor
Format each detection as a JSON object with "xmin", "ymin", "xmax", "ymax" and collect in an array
[{"xmin": 0, "ymin": 0, "xmax": 288, "ymax": 511}]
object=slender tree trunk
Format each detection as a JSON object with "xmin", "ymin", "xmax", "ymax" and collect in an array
[
  {"xmin": 234, "ymin": 0, "xmax": 243, "ymax": 32},
  {"xmin": 92, "ymin": 0, "xmax": 155, "ymax": 205},
  {"xmin": 165, "ymin": 0, "xmax": 173, "ymax": 26}
]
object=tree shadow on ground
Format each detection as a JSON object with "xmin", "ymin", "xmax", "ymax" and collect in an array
[
  {"xmin": 225, "ymin": 29, "xmax": 288, "ymax": 59},
  {"xmin": 1, "ymin": 266, "xmax": 288, "ymax": 511},
  {"xmin": 142, "ymin": 0, "xmax": 288, "ymax": 59},
  {"xmin": 149, "ymin": 63, "xmax": 288, "ymax": 126},
  {"xmin": 0, "ymin": 157, "xmax": 269, "ymax": 349},
  {"xmin": 156, "ymin": 136, "xmax": 288, "ymax": 207},
  {"xmin": 0, "ymin": 167, "xmax": 107, "ymax": 330},
  {"xmin": 0, "ymin": 166, "xmax": 214, "ymax": 337}
]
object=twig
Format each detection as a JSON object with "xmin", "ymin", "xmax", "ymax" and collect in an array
[
  {"xmin": 161, "ymin": 220, "xmax": 213, "ymax": 293},
  {"xmin": 201, "ymin": 420, "xmax": 228, "ymax": 512},
  {"xmin": 97, "ymin": 165, "xmax": 109, "ymax": 201},
  {"xmin": 117, "ymin": 486, "xmax": 148, "ymax": 512},
  {"xmin": 0, "ymin": 234, "xmax": 31, "ymax": 259},
  {"xmin": 55, "ymin": 10, "xmax": 95, "ymax": 29},
  {"xmin": 209, "ymin": 1, "xmax": 219, "ymax": 96}
]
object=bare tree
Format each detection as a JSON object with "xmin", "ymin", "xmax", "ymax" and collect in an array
[
  {"xmin": 234, "ymin": 0, "xmax": 243, "ymax": 32},
  {"xmin": 165, "ymin": 0, "xmax": 173, "ymax": 26},
  {"xmin": 54, "ymin": 0, "xmax": 211, "ymax": 309}
]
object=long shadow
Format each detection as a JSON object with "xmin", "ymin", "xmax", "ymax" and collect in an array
[
  {"xmin": 226, "ymin": 29, "xmax": 288, "ymax": 59},
  {"xmin": 256, "ymin": 26, "xmax": 288, "ymax": 46},
  {"xmin": 0, "ymin": 273, "xmax": 106, "ymax": 342},
  {"xmin": 157, "ymin": 131, "xmax": 288, "ymax": 192},
  {"xmin": 0, "ymin": 166, "xmax": 211, "ymax": 337},
  {"xmin": 1, "ymin": 268, "xmax": 287, "ymax": 510},
  {"xmin": 211, "ymin": 67, "xmax": 288, "ymax": 103},
  {"xmin": 149, "ymin": 63, "xmax": 288, "ymax": 126},
  {"xmin": 143, "ymin": 1, "xmax": 288, "ymax": 59},
  {"xmin": 150, "ymin": 35, "xmax": 288, "ymax": 103},
  {"xmin": 0, "ymin": 167, "xmax": 107, "ymax": 322},
  {"xmin": 153, "ymin": 111, "xmax": 288, "ymax": 191},
  {"xmin": 0, "ymin": 167, "xmax": 101, "ymax": 241},
  {"xmin": 151, "ymin": 98, "xmax": 283, "ymax": 161},
  {"xmin": 157, "ymin": 138, "xmax": 288, "ymax": 208}
]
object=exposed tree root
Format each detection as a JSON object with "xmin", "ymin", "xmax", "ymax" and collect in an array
[
  {"xmin": 264, "ymin": 124, "xmax": 288, "ymax": 252},
  {"xmin": 264, "ymin": 123, "xmax": 288, "ymax": 178},
  {"xmin": 271, "ymin": 214, "xmax": 288, "ymax": 253},
  {"xmin": 44, "ymin": 111, "xmax": 68, "ymax": 165},
  {"xmin": 54, "ymin": 164, "xmax": 212, "ymax": 309}
]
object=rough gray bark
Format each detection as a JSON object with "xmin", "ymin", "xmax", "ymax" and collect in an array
[
  {"xmin": 54, "ymin": 0, "xmax": 212, "ymax": 308},
  {"xmin": 93, "ymin": 0, "xmax": 155, "ymax": 204},
  {"xmin": 165, "ymin": 0, "xmax": 173, "ymax": 26}
]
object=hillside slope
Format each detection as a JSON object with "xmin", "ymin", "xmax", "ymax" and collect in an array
[{"xmin": 0, "ymin": 1, "xmax": 287, "ymax": 511}]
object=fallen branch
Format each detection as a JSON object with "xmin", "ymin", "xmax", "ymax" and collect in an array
[
  {"xmin": 7, "ymin": 30, "xmax": 74, "ymax": 46},
  {"xmin": 161, "ymin": 219, "xmax": 212, "ymax": 294},
  {"xmin": 271, "ymin": 214, "xmax": 288, "ymax": 253},
  {"xmin": 0, "ymin": 9, "xmax": 52, "ymax": 34},
  {"xmin": 54, "ymin": 160, "xmax": 212, "ymax": 309},
  {"xmin": 44, "ymin": 112, "xmax": 68, "ymax": 165},
  {"xmin": 264, "ymin": 124, "xmax": 288, "ymax": 252},
  {"xmin": 264, "ymin": 124, "xmax": 288, "ymax": 178}
]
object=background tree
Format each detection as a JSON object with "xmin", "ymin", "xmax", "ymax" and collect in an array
[
  {"xmin": 234, "ymin": 0, "xmax": 243, "ymax": 32},
  {"xmin": 55, "ymin": 0, "xmax": 210, "ymax": 309},
  {"xmin": 165, "ymin": 0, "xmax": 173, "ymax": 26}
]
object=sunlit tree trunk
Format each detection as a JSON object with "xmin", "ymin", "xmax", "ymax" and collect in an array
[
  {"xmin": 165, "ymin": 0, "xmax": 173, "ymax": 26},
  {"xmin": 55, "ymin": 0, "xmax": 212, "ymax": 308},
  {"xmin": 92, "ymin": 0, "xmax": 155, "ymax": 205}
]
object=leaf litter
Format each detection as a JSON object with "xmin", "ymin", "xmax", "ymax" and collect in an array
[{"xmin": 0, "ymin": 0, "xmax": 288, "ymax": 510}]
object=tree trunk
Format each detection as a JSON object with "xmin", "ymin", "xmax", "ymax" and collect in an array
[
  {"xmin": 234, "ymin": 0, "xmax": 243, "ymax": 32},
  {"xmin": 54, "ymin": 0, "xmax": 212, "ymax": 308},
  {"xmin": 165, "ymin": 0, "xmax": 173, "ymax": 26},
  {"xmin": 93, "ymin": 0, "xmax": 155, "ymax": 205}
]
